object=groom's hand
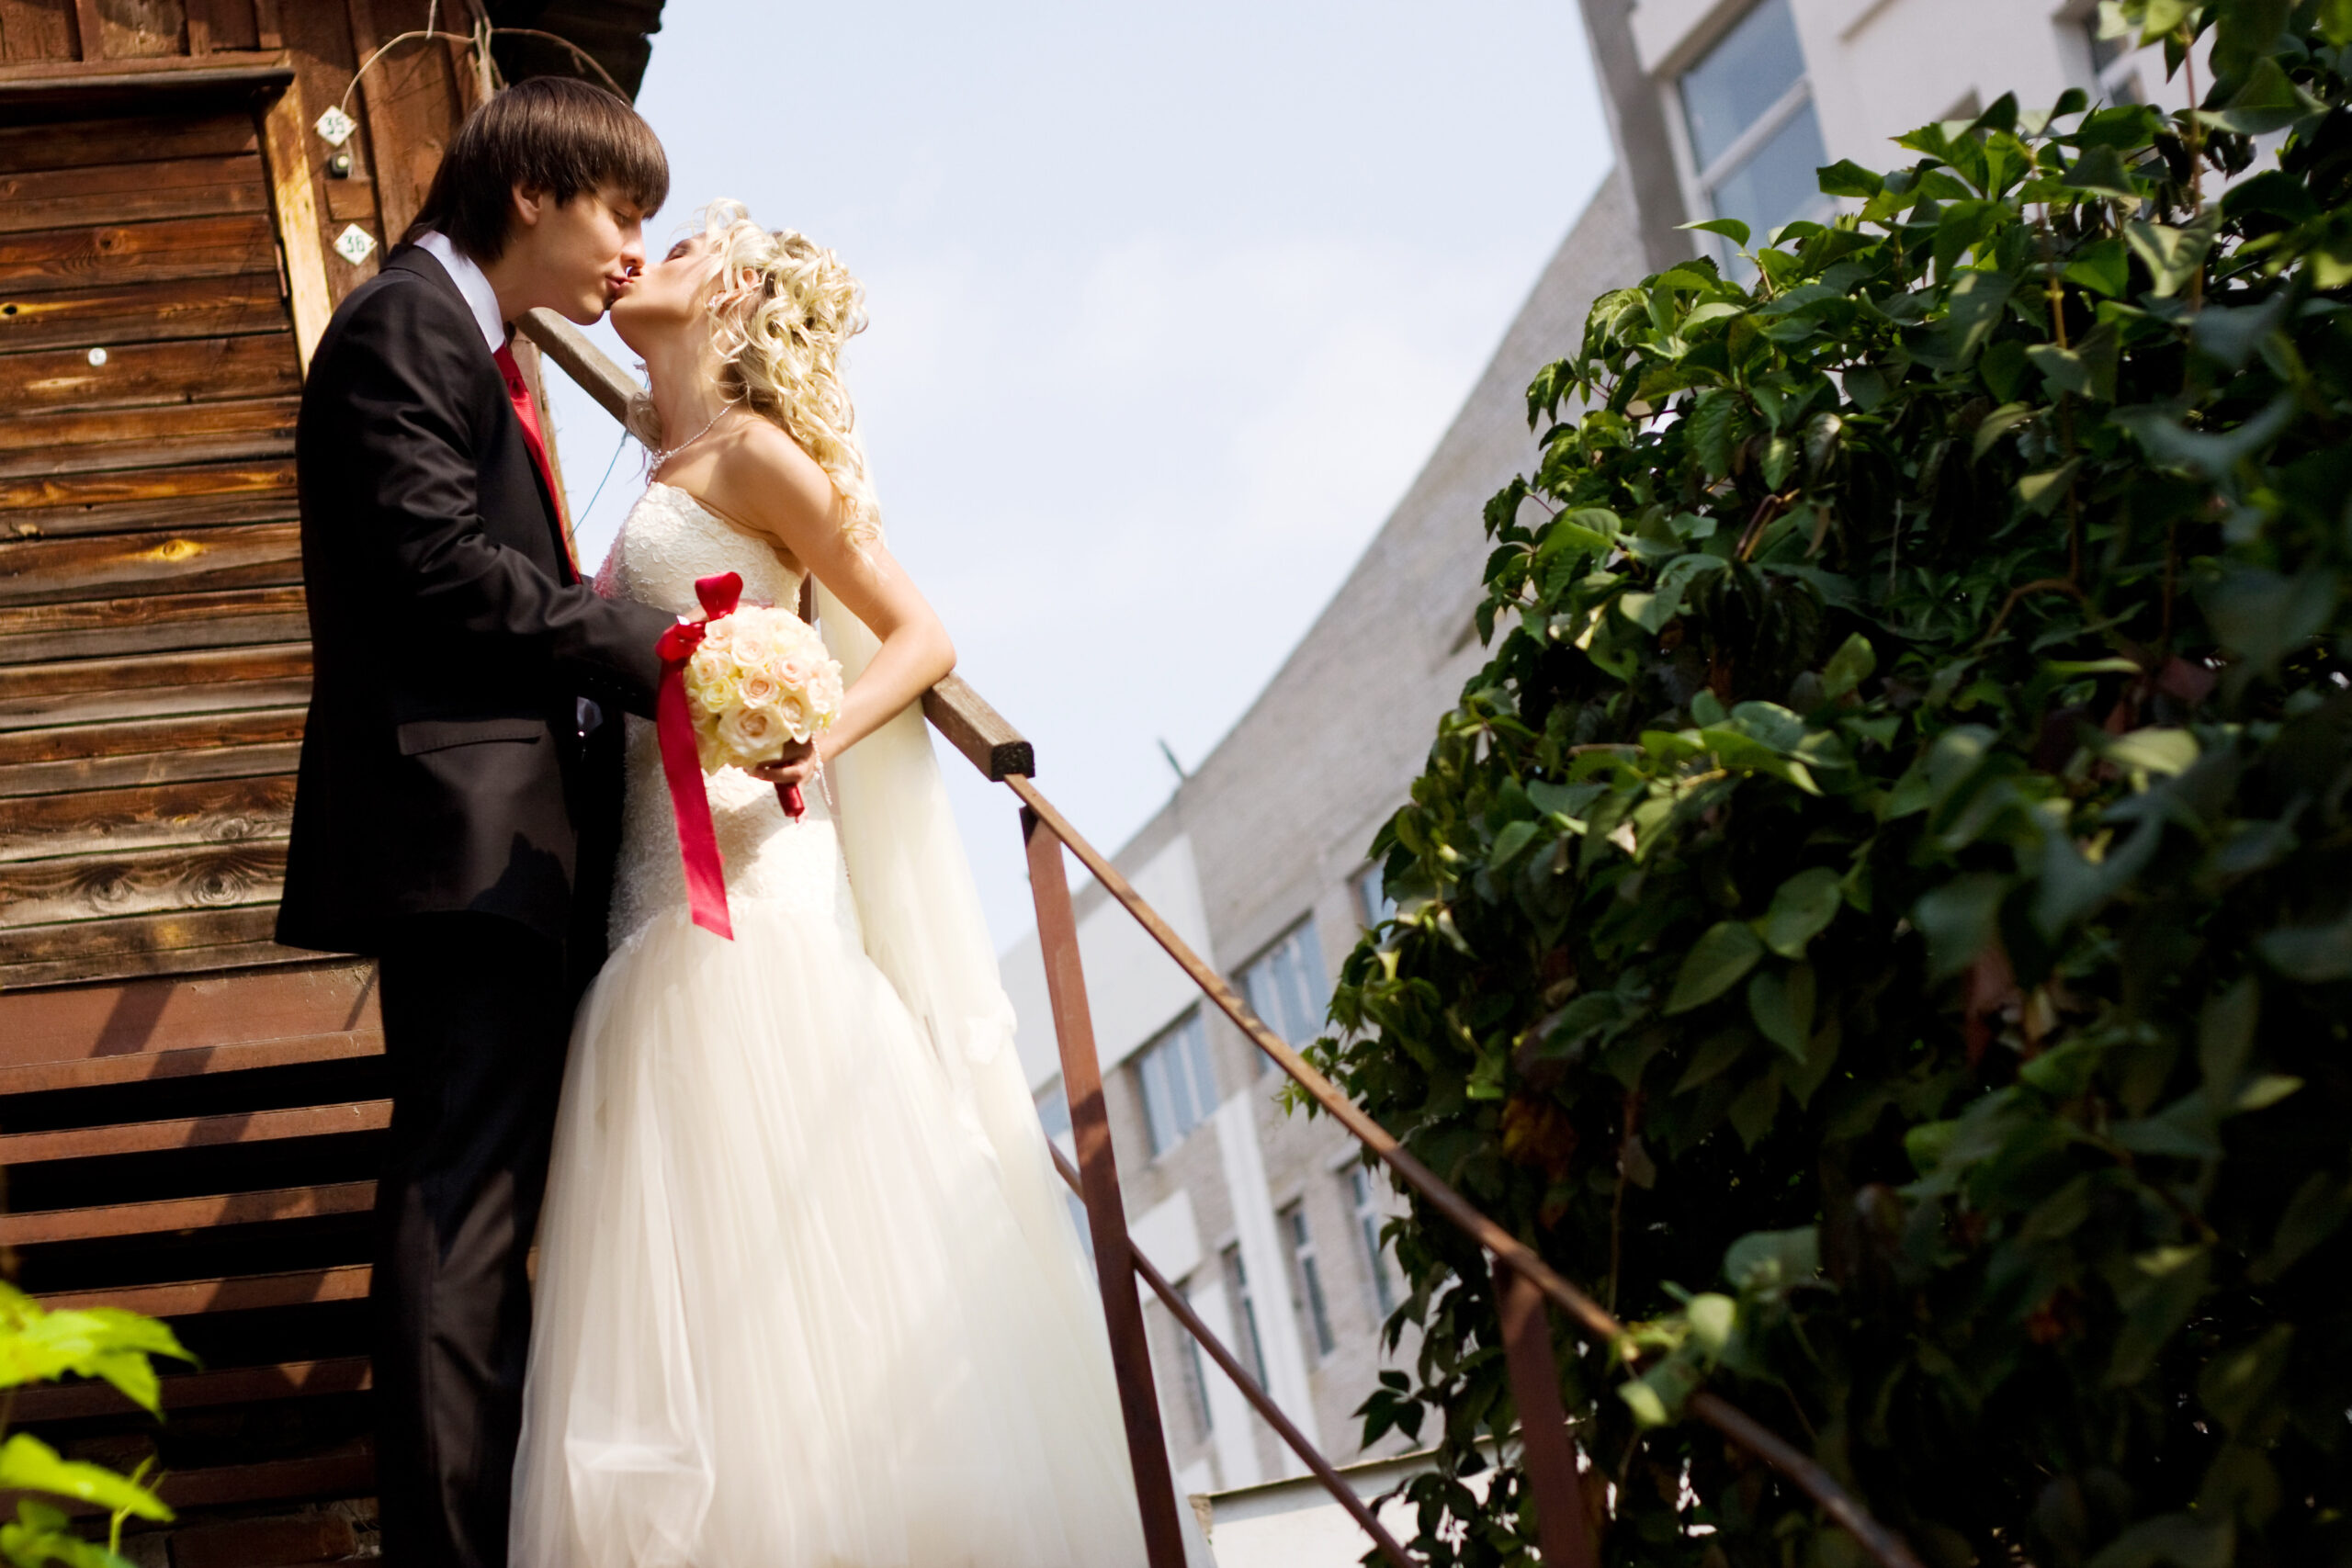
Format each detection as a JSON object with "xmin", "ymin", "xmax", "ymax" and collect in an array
[{"xmin": 753, "ymin": 739, "xmax": 819, "ymax": 789}]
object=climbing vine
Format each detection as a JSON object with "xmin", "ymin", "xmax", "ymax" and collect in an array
[{"xmin": 1316, "ymin": 3, "xmax": 2352, "ymax": 1562}]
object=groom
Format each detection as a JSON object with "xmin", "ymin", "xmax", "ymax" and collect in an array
[{"xmin": 276, "ymin": 78, "xmax": 678, "ymax": 1568}]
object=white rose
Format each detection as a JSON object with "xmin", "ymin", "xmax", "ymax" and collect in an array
[{"xmin": 718, "ymin": 698, "xmax": 785, "ymax": 764}]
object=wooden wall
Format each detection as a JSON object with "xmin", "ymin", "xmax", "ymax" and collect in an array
[{"xmin": 0, "ymin": 0, "xmax": 492, "ymax": 990}]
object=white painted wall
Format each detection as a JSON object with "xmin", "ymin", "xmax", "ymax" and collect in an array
[{"xmin": 1001, "ymin": 831, "xmax": 1219, "ymax": 1092}]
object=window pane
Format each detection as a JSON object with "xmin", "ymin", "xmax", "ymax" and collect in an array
[
  {"xmin": 1358, "ymin": 865, "xmax": 1396, "ymax": 927},
  {"xmin": 1286, "ymin": 1206, "xmax": 1337, "ymax": 1357},
  {"xmin": 1139, "ymin": 1048, "xmax": 1178, "ymax": 1155},
  {"xmin": 1178, "ymin": 1014, "xmax": 1217, "ymax": 1118},
  {"xmin": 1680, "ymin": 0, "xmax": 1808, "ymax": 172},
  {"xmin": 1706, "ymin": 96, "xmax": 1830, "ymax": 254}
]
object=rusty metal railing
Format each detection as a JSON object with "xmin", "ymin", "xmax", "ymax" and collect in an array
[{"xmin": 522, "ymin": 310, "xmax": 1926, "ymax": 1568}]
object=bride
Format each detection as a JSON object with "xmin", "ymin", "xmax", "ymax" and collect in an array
[{"xmin": 509, "ymin": 203, "xmax": 1150, "ymax": 1568}]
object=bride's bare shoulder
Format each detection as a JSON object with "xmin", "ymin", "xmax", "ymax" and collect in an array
[{"xmin": 701, "ymin": 419, "xmax": 838, "ymax": 551}]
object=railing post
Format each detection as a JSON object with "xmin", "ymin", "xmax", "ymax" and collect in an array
[
  {"xmin": 1494, "ymin": 1258, "xmax": 1598, "ymax": 1568},
  {"xmin": 1022, "ymin": 804, "xmax": 1190, "ymax": 1568}
]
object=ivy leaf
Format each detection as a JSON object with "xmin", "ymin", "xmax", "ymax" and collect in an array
[
  {"xmin": 1687, "ymin": 390, "xmax": 1752, "ymax": 480},
  {"xmin": 1665, "ymin": 922, "xmax": 1765, "ymax": 1014},
  {"xmin": 2202, "ymin": 562, "xmax": 2339, "ymax": 679},
  {"xmin": 2064, "ymin": 236, "xmax": 2132, "ymax": 297},
  {"xmin": 1682, "ymin": 216, "xmax": 1750, "ymax": 249},
  {"xmin": 2113, "ymin": 394, "xmax": 2297, "ymax": 479},
  {"xmin": 2082, "ymin": 1511, "xmax": 2233, "ymax": 1568},
  {"xmin": 1724, "ymin": 1226, "xmax": 1820, "ymax": 1296},
  {"xmin": 2258, "ymin": 906, "xmax": 2352, "ymax": 981},
  {"xmin": 1747, "ymin": 964, "xmax": 1816, "ymax": 1059},
  {"xmin": 2064, "ymin": 142, "xmax": 2143, "ymax": 203},
  {"xmin": 2124, "ymin": 209, "xmax": 2222, "ymax": 299},
  {"xmin": 1762, "ymin": 868, "xmax": 1843, "ymax": 958},
  {"xmin": 2254, "ymin": 1171, "xmax": 2352, "ymax": 1281},
  {"xmin": 1914, "ymin": 873, "xmax": 2010, "ymax": 983},
  {"xmin": 2201, "ymin": 54, "xmax": 2327, "ymax": 135},
  {"xmin": 0, "ymin": 1435, "xmax": 170, "ymax": 1521},
  {"xmin": 1816, "ymin": 160, "xmax": 1883, "ymax": 198}
]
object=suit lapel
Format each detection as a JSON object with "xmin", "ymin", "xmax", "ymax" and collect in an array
[{"xmin": 385, "ymin": 245, "xmax": 576, "ymax": 583}]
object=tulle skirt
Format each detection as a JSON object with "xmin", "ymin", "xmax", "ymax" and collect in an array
[{"xmin": 510, "ymin": 896, "xmax": 1148, "ymax": 1568}]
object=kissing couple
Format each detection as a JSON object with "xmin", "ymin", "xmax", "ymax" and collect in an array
[{"xmin": 274, "ymin": 76, "xmax": 1148, "ymax": 1568}]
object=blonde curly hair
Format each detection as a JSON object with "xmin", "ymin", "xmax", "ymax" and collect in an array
[{"xmin": 654, "ymin": 200, "xmax": 880, "ymax": 547}]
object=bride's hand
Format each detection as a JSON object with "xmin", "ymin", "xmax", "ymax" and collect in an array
[{"xmin": 753, "ymin": 739, "xmax": 819, "ymax": 789}]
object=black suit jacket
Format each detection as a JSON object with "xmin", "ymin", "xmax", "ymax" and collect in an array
[{"xmin": 277, "ymin": 245, "xmax": 673, "ymax": 960}]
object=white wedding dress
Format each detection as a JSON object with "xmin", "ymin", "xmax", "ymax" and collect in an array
[{"xmin": 511, "ymin": 483, "xmax": 1149, "ymax": 1568}]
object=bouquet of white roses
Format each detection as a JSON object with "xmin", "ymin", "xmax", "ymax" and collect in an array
[{"xmin": 682, "ymin": 603, "xmax": 843, "ymax": 811}]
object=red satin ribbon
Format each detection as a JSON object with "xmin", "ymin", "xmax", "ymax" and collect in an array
[{"xmin": 654, "ymin": 570, "xmax": 808, "ymax": 942}]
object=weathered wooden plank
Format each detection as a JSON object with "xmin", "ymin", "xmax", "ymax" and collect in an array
[
  {"xmin": 0, "ymin": 905, "xmax": 302, "ymax": 988},
  {"xmin": 0, "ymin": 1179, "xmax": 373, "ymax": 1246},
  {"xmin": 17, "ymin": 1450, "xmax": 376, "ymax": 1517},
  {"xmin": 0, "ymin": 1026, "xmax": 374, "ymax": 1093},
  {"xmin": 0, "ymin": 736, "xmax": 298, "ymax": 797},
  {"xmin": 0, "ymin": 333, "xmax": 296, "ymax": 411},
  {"xmin": 0, "ymin": 770, "xmax": 293, "ymax": 860},
  {"xmin": 257, "ymin": 69, "xmax": 331, "ymax": 367},
  {"xmin": 0, "ymin": 272, "xmax": 286, "ymax": 352},
  {"xmin": 94, "ymin": 0, "xmax": 186, "ymax": 58},
  {"xmin": 0, "ymin": 638, "xmax": 306, "ymax": 699},
  {"xmin": 34, "ymin": 1261, "xmax": 374, "ymax": 1314},
  {"xmin": 0, "ymin": 212, "xmax": 277, "ymax": 294},
  {"xmin": 0, "ymin": 703, "xmax": 301, "ymax": 768},
  {"xmin": 0, "ymin": 836, "xmax": 283, "ymax": 928},
  {"xmin": 0, "ymin": 1, "xmax": 77, "ymax": 64},
  {"xmin": 0, "ymin": 395, "xmax": 296, "ymax": 479},
  {"xmin": 0, "ymin": 675, "xmax": 308, "ymax": 731},
  {"xmin": 0, "ymin": 953, "xmax": 373, "ymax": 1064},
  {"xmin": 0, "ymin": 583, "xmax": 306, "ymax": 663},
  {"xmin": 0, "ymin": 1097, "xmax": 382, "ymax": 1164},
  {"xmin": 0, "ymin": 519, "xmax": 300, "ymax": 606},
  {"xmin": 8, "ymin": 1355, "xmax": 370, "ymax": 1422},
  {"xmin": 183, "ymin": 0, "xmax": 256, "ymax": 55},
  {"xmin": 0, "ymin": 107, "xmax": 253, "ymax": 173},
  {"xmin": 0, "ymin": 458, "xmax": 293, "ymax": 536},
  {"xmin": 0, "ymin": 152, "xmax": 265, "ymax": 233}
]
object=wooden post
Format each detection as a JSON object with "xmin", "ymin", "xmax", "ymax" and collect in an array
[
  {"xmin": 70, "ymin": 0, "xmax": 104, "ymax": 60},
  {"xmin": 257, "ymin": 80, "xmax": 334, "ymax": 374},
  {"xmin": 1494, "ymin": 1258, "xmax": 1598, "ymax": 1568},
  {"xmin": 1021, "ymin": 806, "xmax": 1189, "ymax": 1568}
]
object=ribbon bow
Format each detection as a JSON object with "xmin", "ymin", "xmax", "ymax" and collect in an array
[{"xmin": 655, "ymin": 570, "xmax": 808, "ymax": 941}]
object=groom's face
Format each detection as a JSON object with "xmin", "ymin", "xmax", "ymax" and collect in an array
[{"xmin": 508, "ymin": 183, "xmax": 649, "ymax": 325}]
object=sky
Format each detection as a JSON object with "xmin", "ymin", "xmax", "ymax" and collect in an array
[{"xmin": 538, "ymin": 0, "xmax": 1617, "ymax": 948}]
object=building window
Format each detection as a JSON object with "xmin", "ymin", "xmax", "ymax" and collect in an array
[
  {"xmin": 1283, "ymin": 1203, "xmax": 1337, "ymax": 1358},
  {"xmin": 1679, "ymin": 0, "xmax": 1830, "ymax": 267},
  {"xmin": 1034, "ymin": 1083, "xmax": 1091, "ymax": 1258},
  {"xmin": 1136, "ymin": 1009, "xmax": 1217, "ymax": 1156},
  {"xmin": 1224, "ymin": 1244, "xmax": 1269, "ymax": 1387},
  {"xmin": 1356, "ymin": 864, "xmax": 1396, "ymax": 929},
  {"xmin": 1177, "ymin": 1283, "xmax": 1214, "ymax": 1438},
  {"xmin": 1348, "ymin": 1167, "xmax": 1397, "ymax": 1317},
  {"xmin": 1241, "ymin": 916, "xmax": 1328, "ymax": 1074}
]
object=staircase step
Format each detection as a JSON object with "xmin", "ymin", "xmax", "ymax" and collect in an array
[
  {"xmin": 36, "ymin": 1263, "xmax": 369, "ymax": 1316},
  {"xmin": 0, "ymin": 1100, "xmax": 389, "ymax": 1165},
  {"xmin": 2, "ymin": 1449, "xmax": 375, "ymax": 1517},
  {"xmin": 0, "ymin": 959, "xmax": 378, "ymax": 1070},
  {"xmin": 8, "ymin": 1356, "xmax": 371, "ymax": 1423},
  {"xmin": 0, "ymin": 1030, "xmax": 380, "ymax": 1096},
  {"xmin": 0, "ymin": 1179, "xmax": 375, "ymax": 1246}
]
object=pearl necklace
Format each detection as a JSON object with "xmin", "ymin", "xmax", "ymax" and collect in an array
[{"xmin": 648, "ymin": 404, "xmax": 733, "ymax": 473}]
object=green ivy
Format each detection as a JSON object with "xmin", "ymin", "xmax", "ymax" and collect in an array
[
  {"xmin": 1313, "ymin": 4, "xmax": 2352, "ymax": 1562},
  {"xmin": 0, "ymin": 1284, "xmax": 188, "ymax": 1568}
]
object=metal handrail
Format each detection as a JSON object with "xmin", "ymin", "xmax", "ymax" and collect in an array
[{"xmin": 518, "ymin": 308, "xmax": 1925, "ymax": 1568}]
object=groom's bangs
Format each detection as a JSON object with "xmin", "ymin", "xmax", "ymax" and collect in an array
[{"xmin": 410, "ymin": 76, "xmax": 669, "ymax": 261}]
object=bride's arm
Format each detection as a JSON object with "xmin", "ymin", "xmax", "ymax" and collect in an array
[{"xmin": 703, "ymin": 423, "xmax": 955, "ymax": 786}]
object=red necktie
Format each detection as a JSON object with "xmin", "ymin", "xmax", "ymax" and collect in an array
[{"xmin": 493, "ymin": 341, "xmax": 580, "ymax": 580}]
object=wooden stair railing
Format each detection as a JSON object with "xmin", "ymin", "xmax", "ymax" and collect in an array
[{"xmin": 521, "ymin": 310, "xmax": 1928, "ymax": 1568}]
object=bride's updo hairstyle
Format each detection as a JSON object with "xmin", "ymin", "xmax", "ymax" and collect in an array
[{"xmin": 699, "ymin": 200, "xmax": 880, "ymax": 547}]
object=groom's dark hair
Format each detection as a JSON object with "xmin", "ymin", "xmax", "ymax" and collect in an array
[{"xmin": 407, "ymin": 75, "xmax": 668, "ymax": 263}]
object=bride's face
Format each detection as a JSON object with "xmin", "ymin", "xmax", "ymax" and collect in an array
[{"xmin": 609, "ymin": 231, "xmax": 720, "ymax": 354}]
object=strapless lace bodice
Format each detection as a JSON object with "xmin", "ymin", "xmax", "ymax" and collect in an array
[{"xmin": 597, "ymin": 482, "xmax": 860, "ymax": 950}]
